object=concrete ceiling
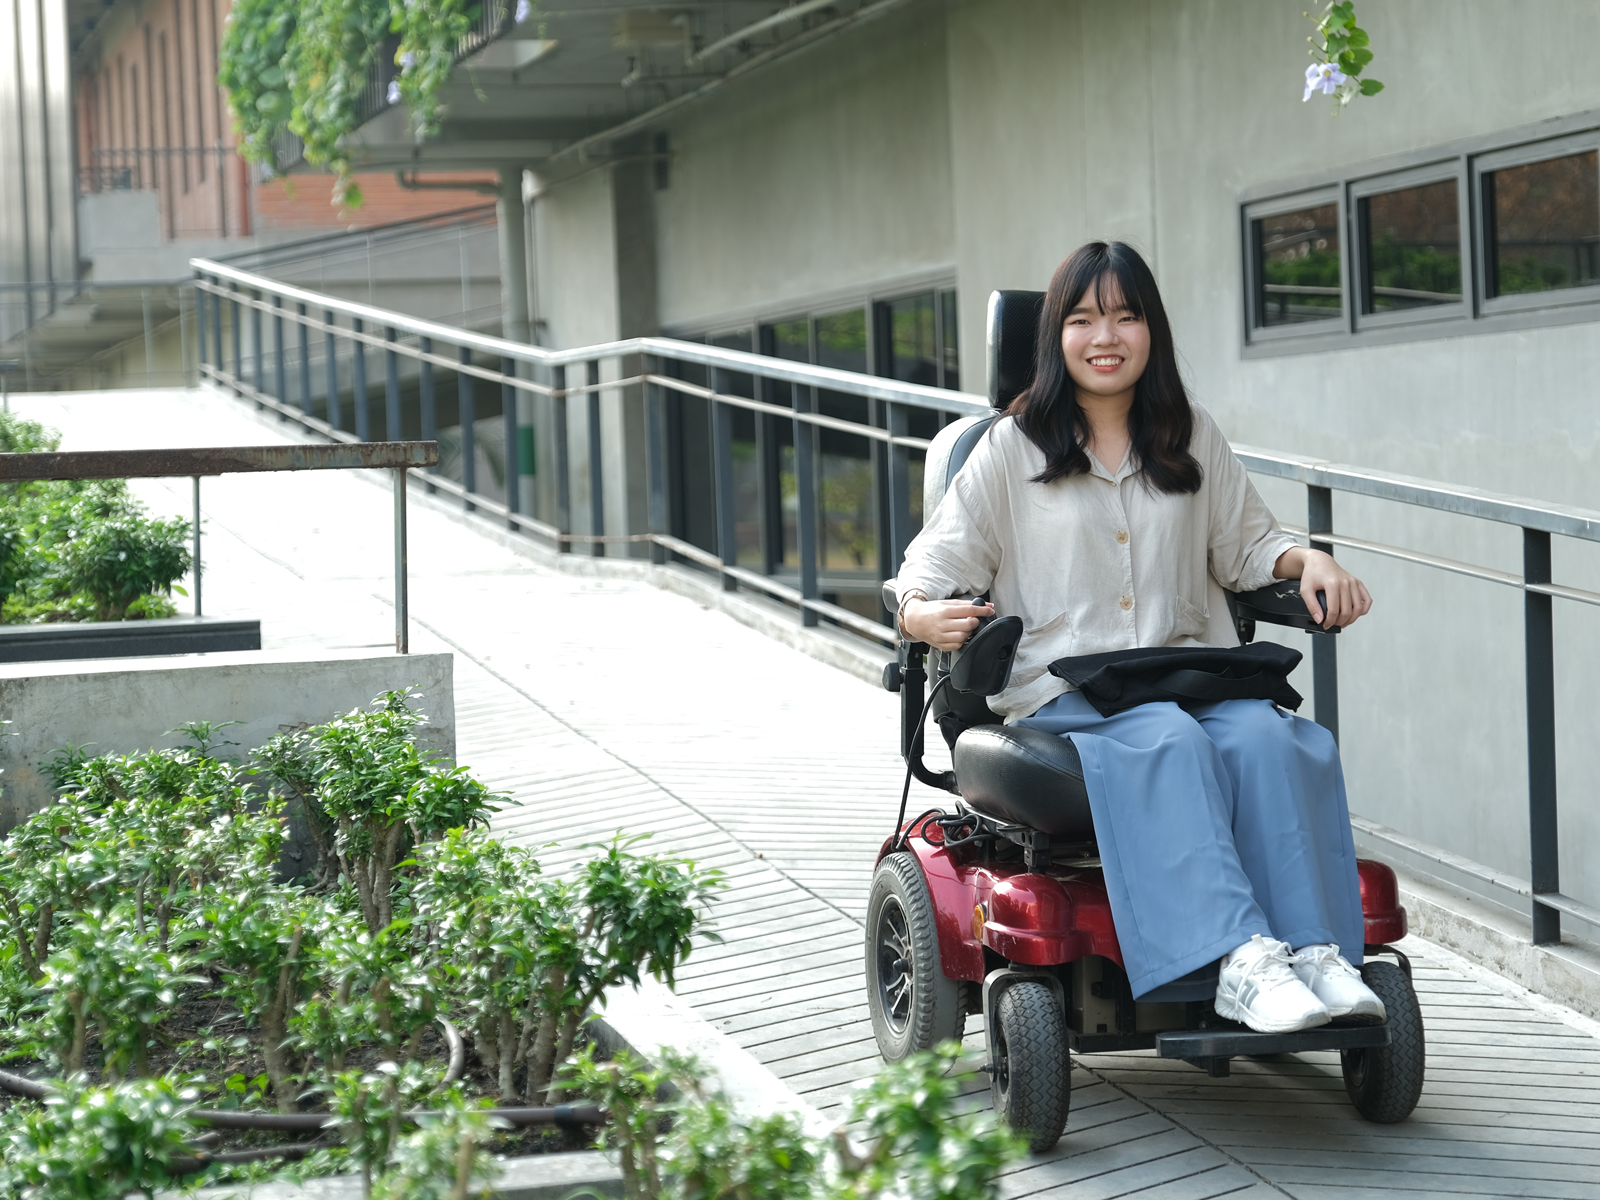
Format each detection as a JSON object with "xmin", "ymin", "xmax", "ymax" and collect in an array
[{"xmin": 340, "ymin": 0, "xmax": 913, "ymax": 175}]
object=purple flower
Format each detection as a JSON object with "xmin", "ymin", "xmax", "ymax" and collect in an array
[
  {"xmin": 1303, "ymin": 61, "xmax": 1348, "ymax": 102},
  {"xmin": 386, "ymin": 79, "xmax": 402, "ymax": 105},
  {"xmin": 515, "ymin": 0, "xmax": 530, "ymax": 23},
  {"xmin": 400, "ymin": 51, "xmax": 415, "ymax": 70}
]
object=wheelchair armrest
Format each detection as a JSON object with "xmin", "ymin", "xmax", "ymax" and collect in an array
[
  {"xmin": 881, "ymin": 580, "xmax": 900, "ymax": 616},
  {"xmin": 1228, "ymin": 580, "xmax": 1339, "ymax": 634}
]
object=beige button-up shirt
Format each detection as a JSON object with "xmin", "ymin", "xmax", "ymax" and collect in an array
[{"xmin": 894, "ymin": 406, "xmax": 1298, "ymax": 722}]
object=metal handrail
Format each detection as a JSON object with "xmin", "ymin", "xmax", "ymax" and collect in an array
[
  {"xmin": 0, "ymin": 443, "xmax": 437, "ymax": 654},
  {"xmin": 187, "ymin": 261, "xmax": 1600, "ymax": 944}
]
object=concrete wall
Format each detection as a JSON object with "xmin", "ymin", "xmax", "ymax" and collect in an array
[
  {"xmin": 653, "ymin": 2, "xmax": 955, "ymax": 332},
  {"xmin": 0, "ymin": 649, "xmax": 455, "ymax": 834},
  {"xmin": 446, "ymin": 0, "xmax": 1600, "ymax": 932}
]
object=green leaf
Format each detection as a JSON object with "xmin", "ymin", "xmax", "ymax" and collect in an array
[
  {"xmin": 1344, "ymin": 26, "xmax": 1370, "ymax": 48},
  {"xmin": 1359, "ymin": 78, "xmax": 1385, "ymax": 95},
  {"xmin": 1339, "ymin": 46, "xmax": 1374, "ymax": 72}
]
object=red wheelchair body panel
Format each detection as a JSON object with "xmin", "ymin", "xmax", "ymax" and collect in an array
[
  {"xmin": 1358, "ymin": 858, "xmax": 1408, "ymax": 945},
  {"xmin": 881, "ymin": 824, "xmax": 1408, "ymax": 981}
]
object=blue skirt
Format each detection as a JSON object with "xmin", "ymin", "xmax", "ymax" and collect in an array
[{"xmin": 1013, "ymin": 693, "xmax": 1365, "ymax": 998}]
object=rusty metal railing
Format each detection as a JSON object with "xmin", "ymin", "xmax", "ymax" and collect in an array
[{"xmin": 0, "ymin": 442, "xmax": 438, "ymax": 653}]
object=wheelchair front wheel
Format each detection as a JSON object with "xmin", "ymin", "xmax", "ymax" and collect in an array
[
  {"xmin": 992, "ymin": 980, "xmax": 1071, "ymax": 1153},
  {"xmin": 866, "ymin": 852, "xmax": 965, "ymax": 1061},
  {"xmin": 1341, "ymin": 959, "xmax": 1425, "ymax": 1123}
]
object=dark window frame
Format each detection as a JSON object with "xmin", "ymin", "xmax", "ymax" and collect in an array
[
  {"xmin": 1473, "ymin": 130, "xmax": 1600, "ymax": 318},
  {"xmin": 1240, "ymin": 110, "xmax": 1600, "ymax": 357},
  {"xmin": 1350, "ymin": 159, "xmax": 1470, "ymax": 334},
  {"xmin": 1241, "ymin": 186, "xmax": 1350, "ymax": 349}
]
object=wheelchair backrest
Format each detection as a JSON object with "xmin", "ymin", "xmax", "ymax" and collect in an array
[{"xmin": 924, "ymin": 289, "xmax": 1047, "ymax": 517}]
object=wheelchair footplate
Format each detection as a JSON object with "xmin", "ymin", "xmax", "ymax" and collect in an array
[{"xmin": 1155, "ymin": 1020, "xmax": 1390, "ymax": 1077}]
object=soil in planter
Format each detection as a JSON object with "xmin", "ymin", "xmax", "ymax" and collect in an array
[{"xmin": 0, "ymin": 986, "xmax": 604, "ymax": 1162}]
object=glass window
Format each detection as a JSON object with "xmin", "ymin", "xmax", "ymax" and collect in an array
[
  {"xmin": 709, "ymin": 331, "xmax": 762, "ymax": 569},
  {"xmin": 940, "ymin": 288, "xmax": 960, "ymax": 391},
  {"xmin": 886, "ymin": 292, "xmax": 938, "ymax": 386},
  {"xmin": 1360, "ymin": 179, "xmax": 1461, "ymax": 313},
  {"xmin": 1484, "ymin": 150, "xmax": 1600, "ymax": 297},
  {"xmin": 758, "ymin": 319, "xmax": 807, "ymax": 568},
  {"xmin": 812, "ymin": 308, "xmax": 876, "ymax": 574},
  {"xmin": 1254, "ymin": 204, "xmax": 1342, "ymax": 327}
]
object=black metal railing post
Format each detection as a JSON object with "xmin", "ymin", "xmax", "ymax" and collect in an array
[
  {"xmin": 272, "ymin": 297, "xmax": 287, "ymax": 413},
  {"xmin": 210, "ymin": 287, "xmax": 223, "ymax": 373},
  {"xmin": 459, "ymin": 346, "xmax": 476, "ymax": 508},
  {"xmin": 1308, "ymin": 485, "xmax": 1339, "ymax": 744},
  {"xmin": 251, "ymin": 291, "xmax": 265, "ymax": 405},
  {"xmin": 229, "ymin": 286, "xmax": 242, "ymax": 386},
  {"xmin": 1524, "ymin": 526, "xmax": 1561, "ymax": 945},
  {"xmin": 553, "ymin": 364, "xmax": 570, "ymax": 552},
  {"xmin": 793, "ymin": 381, "xmax": 819, "ymax": 627},
  {"xmin": 324, "ymin": 310, "xmax": 341, "ymax": 432},
  {"xmin": 503, "ymin": 356, "xmax": 520, "ymax": 521},
  {"xmin": 353, "ymin": 317, "xmax": 369, "ymax": 440},
  {"xmin": 646, "ymin": 364, "xmax": 667, "ymax": 566},
  {"xmin": 297, "ymin": 304, "xmax": 311, "ymax": 417},
  {"xmin": 710, "ymin": 368, "xmax": 737, "ymax": 591},
  {"xmin": 385, "ymin": 327, "xmax": 402, "ymax": 441},
  {"xmin": 195, "ymin": 284, "xmax": 209, "ymax": 374},
  {"xmin": 887, "ymin": 402, "xmax": 912, "ymax": 578},
  {"xmin": 587, "ymin": 359, "xmax": 603, "ymax": 557},
  {"xmin": 420, "ymin": 337, "xmax": 436, "ymax": 482}
]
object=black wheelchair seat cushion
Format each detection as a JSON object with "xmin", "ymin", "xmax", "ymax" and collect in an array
[{"xmin": 953, "ymin": 725, "xmax": 1095, "ymax": 839}]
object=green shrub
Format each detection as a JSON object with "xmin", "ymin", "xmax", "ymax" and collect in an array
[
  {"xmin": 564, "ymin": 1041, "xmax": 1024, "ymax": 1200},
  {"xmin": 0, "ymin": 1075, "xmax": 201, "ymax": 1200},
  {"xmin": 0, "ymin": 415, "xmax": 192, "ymax": 625}
]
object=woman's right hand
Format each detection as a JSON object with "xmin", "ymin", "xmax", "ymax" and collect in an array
[{"xmin": 900, "ymin": 598, "xmax": 996, "ymax": 651}]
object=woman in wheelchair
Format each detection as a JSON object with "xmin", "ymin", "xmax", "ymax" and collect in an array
[{"xmin": 895, "ymin": 241, "xmax": 1382, "ymax": 1036}]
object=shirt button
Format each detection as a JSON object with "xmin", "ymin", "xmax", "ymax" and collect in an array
[
  {"xmin": 1116, "ymin": 529, "xmax": 1129, "ymax": 545},
  {"xmin": 1120, "ymin": 595, "xmax": 1134, "ymax": 611}
]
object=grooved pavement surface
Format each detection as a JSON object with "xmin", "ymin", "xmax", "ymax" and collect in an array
[{"xmin": 17, "ymin": 389, "xmax": 1600, "ymax": 1200}]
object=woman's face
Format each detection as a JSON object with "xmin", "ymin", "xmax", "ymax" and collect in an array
[{"xmin": 1059, "ymin": 277, "xmax": 1151, "ymax": 400}]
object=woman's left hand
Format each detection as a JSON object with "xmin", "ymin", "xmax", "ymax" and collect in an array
[{"xmin": 1274, "ymin": 547, "xmax": 1372, "ymax": 629}]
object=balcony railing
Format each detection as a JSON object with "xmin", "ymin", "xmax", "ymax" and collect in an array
[{"xmin": 190, "ymin": 257, "xmax": 1600, "ymax": 952}]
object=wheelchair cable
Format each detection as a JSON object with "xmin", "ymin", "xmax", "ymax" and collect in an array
[{"xmin": 891, "ymin": 674, "xmax": 951, "ymax": 852}]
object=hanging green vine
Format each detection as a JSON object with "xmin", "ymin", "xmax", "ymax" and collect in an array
[{"xmin": 220, "ymin": 0, "xmax": 524, "ymax": 207}]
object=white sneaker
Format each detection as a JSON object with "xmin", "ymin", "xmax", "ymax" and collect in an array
[
  {"xmin": 1214, "ymin": 935, "xmax": 1332, "ymax": 1033},
  {"xmin": 1291, "ymin": 944, "xmax": 1386, "ymax": 1023}
]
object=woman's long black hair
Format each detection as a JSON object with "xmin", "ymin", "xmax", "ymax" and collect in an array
[{"xmin": 1007, "ymin": 241, "xmax": 1202, "ymax": 494}]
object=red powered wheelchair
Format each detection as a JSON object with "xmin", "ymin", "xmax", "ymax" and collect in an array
[{"xmin": 865, "ymin": 291, "xmax": 1424, "ymax": 1151}]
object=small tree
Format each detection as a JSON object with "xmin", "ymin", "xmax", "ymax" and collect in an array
[{"xmin": 0, "ymin": 1076, "xmax": 201, "ymax": 1200}]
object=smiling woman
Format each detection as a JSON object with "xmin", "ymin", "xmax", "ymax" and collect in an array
[{"xmin": 1008, "ymin": 242, "xmax": 1202, "ymax": 494}]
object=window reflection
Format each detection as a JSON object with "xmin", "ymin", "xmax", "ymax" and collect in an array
[
  {"xmin": 710, "ymin": 330, "xmax": 762, "ymax": 570},
  {"xmin": 1255, "ymin": 204, "xmax": 1342, "ymax": 326},
  {"xmin": 887, "ymin": 293, "xmax": 938, "ymax": 386},
  {"xmin": 813, "ymin": 308, "xmax": 877, "ymax": 575},
  {"xmin": 1360, "ymin": 179, "xmax": 1461, "ymax": 312},
  {"xmin": 1485, "ymin": 150, "xmax": 1600, "ymax": 297}
]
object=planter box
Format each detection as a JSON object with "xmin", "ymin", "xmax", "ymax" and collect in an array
[
  {"xmin": 0, "ymin": 648, "xmax": 454, "ymax": 836},
  {"xmin": 164, "ymin": 1150, "xmax": 623, "ymax": 1200},
  {"xmin": 0, "ymin": 615, "xmax": 261, "ymax": 663}
]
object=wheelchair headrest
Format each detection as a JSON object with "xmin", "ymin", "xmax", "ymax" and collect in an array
[{"xmin": 985, "ymin": 289, "xmax": 1045, "ymax": 409}]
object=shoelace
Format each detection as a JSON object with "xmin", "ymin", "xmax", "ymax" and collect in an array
[
  {"xmin": 1233, "ymin": 940, "xmax": 1303, "ymax": 994},
  {"xmin": 1295, "ymin": 944, "xmax": 1358, "ymax": 979}
]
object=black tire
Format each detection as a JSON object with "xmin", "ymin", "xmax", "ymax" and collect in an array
[
  {"xmin": 866, "ymin": 853, "xmax": 965, "ymax": 1061},
  {"xmin": 991, "ymin": 981, "xmax": 1071, "ymax": 1153},
  {"xmin": 1341, "ymin": 959, "xmax": 1425, "ymax": 1123}
]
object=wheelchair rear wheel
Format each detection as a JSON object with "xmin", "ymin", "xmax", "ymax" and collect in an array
[
  {"xmin": 992, "ymin": 980, "xmax": 1071, "ymax": 1153},
  {"xmin": 866, "ymin": 852, "xmax": 965, "ymax": 1061},
  {"xmin": 1341, "ymin": 959, "xmax": 1425, "ymax": 1122}
]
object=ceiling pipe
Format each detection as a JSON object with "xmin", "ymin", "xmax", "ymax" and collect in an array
[{"xmin": 396, "ymin": 170, "xmax": 502, "ymax": 195}]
